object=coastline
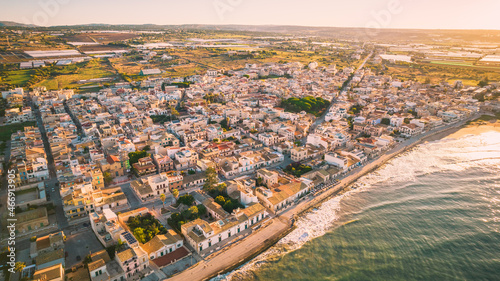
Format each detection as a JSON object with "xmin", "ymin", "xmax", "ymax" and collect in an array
[{"xmin": 169, "ymin": 114, "xmax": 483, "ymax": 281}]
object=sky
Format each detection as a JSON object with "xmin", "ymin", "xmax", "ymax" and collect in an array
[{"xmin": 1, "ymin": 0, "xmax": 499, "ymax": 30}]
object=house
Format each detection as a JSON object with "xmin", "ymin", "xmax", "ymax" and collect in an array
[
  {"xmin": 182, "ymin": 202, "xmax": 268, "ymax": 254},
  {"xmin": 33, "ymin": 263, "xmax": 64, "ymax": 281},
  {"xmin": 174, "ymin": 149, "xmax": 198, "ymax": 171},
  {"xmin": 87, "ymin": 249, "xmax": 125, "ymax": 281},
  {"xmin": 142, "ymin": 229, "xmax": 184, "ymax": 260},
  {"xmin": 115, "ymin": 247, "xmax": 150, "ymax": 279},
  {"xmin": 324, "ymin": 152, "xmax": 348, "ymax": 170},
  {"xmin": 132, "ymin": 156, "xmax": 157, "ymax": 176},
  {"xmin": 99, "ymin": 155, "xmax": 125, "ymax": 178},
  {"xmin": 291, "ymin": 147, "xmax": 308, "ymax": 162},
  {"xmin": 36, "ymin": 248, "xmax": 65, "ymax": 270},
  {"xmin": 30, "ymin": 231, "xmax": 65, "ymax": 259},
  {"xmin": 16, "ymin": 207, "xmax": 49, "ymax": 234},
  {"xmin": 153, "ymin": 153, "xmax": 174, "ymax": 173},
  {"xmin": 206, "ymin": 70, "xmax": 218, "ymax": 77},
  {"xmin": 256, "ymin": 180, "xmax": 312, "ymax": 213},
  {"xmin": 182, "ymin": 173, "xmax": 207, "ymax": 189},
  {"xmin": 256, "ymin": 168, "xmax": 278, "ymax": 188}
]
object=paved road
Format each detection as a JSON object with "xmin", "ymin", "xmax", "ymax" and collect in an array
[
  {"xmin": 306, "ymin": 52, "xmax": 373, "ymax": 140},
  {"xmin": 168, "ymin": 218, "xmax": 289, "ymax": 281},
  {"xmin": 31, "ymin": 94, "xmax": 68, "ymax": 229}
]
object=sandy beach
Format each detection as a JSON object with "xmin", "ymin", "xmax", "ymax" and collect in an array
[{"xmin": 446, "ymin": 117, "xmax": 500, "ymax": 139}]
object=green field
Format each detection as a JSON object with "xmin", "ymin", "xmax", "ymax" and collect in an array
[
  {"xmin": 0, "ymin": 69, "xmax": 34, "ymax": 89},
  {"xmin": 430, "ymin": 61, "xmax": 474, "ymax": 67},
  {"xmin": 0, "ymin": 121, "xmax": 37, "ymax": 142},
  {"xmin": 35, "ymin": 59, "xmax": 116, "ymax": 90}
]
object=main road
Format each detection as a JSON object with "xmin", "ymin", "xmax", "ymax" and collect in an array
[{"xmin": 306, "ymin": 51, "xmax": 373, "ymax": 140}]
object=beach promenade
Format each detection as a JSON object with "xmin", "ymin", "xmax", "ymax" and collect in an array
[{"xmin": 168, "ymin": 114, "xmax": 478, "ymax": 281}]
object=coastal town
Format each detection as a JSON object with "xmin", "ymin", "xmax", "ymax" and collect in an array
[{"xmin": 1, "ymin": 26, "xmax": 500, "ymax": 281}]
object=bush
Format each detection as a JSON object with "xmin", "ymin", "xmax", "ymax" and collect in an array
[
  {"xmin": 177, "ymin": 194, "xmax": 195, "ymax": 206},
  {"xmin": 126, "ymin": 213, "xmax": 167, "ymax": 243}
]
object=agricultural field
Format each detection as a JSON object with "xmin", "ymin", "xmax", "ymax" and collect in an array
[
  {"xmin": 0, "ymin": 69, "xmax": 34, "ymax": 89},
  {"xmin": 366, "ymin": 60, "xmax": 500, "ymax": 86},
  {"xmin": 110, "ymin": 47, "xmax": 360, "ymax": 80},
  {"xmin": 34, "ymin": 59, "xmax": 117, "ymax": 90},
  {"xmin": 63, "ymin": 32, "xmax": 139, "ymax": 44}
]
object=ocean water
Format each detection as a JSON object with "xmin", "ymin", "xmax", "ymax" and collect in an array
[{"xmin": 214, "ymin": 131, "xmax": 500, "ymax": 281}]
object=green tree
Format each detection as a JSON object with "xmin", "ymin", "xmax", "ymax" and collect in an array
[
  {"xmin": 380, "ymin": 118, "xmax": 391, "ymax": 125},
  {"xmin": 133, "ymin": 227, "xmax": 147, "ymax": 244},
  {"xmin": 172, "ymin": 189, "xmax": 179, "ymax": 203},
  {"xmin": 187, "ymin": 206, "xmax": 199, "ymax": 220},
  {"xmin": 215, "ymin": 195, "xmax": 226, "ymax": 206},
  {"xmin": 160, "ymin": 193, "xmax": 166, "ymax": 209},
  {"xmin": 203, "ymin": 167, "xmax": 218, "ymax": 190},
  {"xmin": 103, "ymin": 171, "xmax": 113, "ymax": 185},
  {"xmin": 14, "ymin": 262, "xmax": 26, "ymax": 273},
  {"xmin": 170, "ymin": 106, "xmax": 179, "ymax": 117},
  {"xmin": 177, "ymin": 194, "xmax": 195, "ymax": 206}
]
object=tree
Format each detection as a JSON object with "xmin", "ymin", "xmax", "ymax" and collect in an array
[
  {"xmin": 478, "ymin": 78, "xmax": 489, "ymax": 87},
  {"xmin": 14, "ymin": 262, "xmax": 25, "ymax": 273},
  {"xmin": 133, "ymin": 227, "xmax": 147, "ymax": 244},
  {"xmin": 103, "ymin": 171, "xmax": 113, "ymax": 185},
  {"xmin": 203, "ymin": 167, "xmax": 218, "ymax": 190},
  {"xmin": 177, "ymin": 194, "xmax": 195, "ymax": 206},
  {"xmin": 172, "ymin": 189, "xmax": 179, "ymax": 203},
  {"xmin": 197, "ymin": 204, "xmax": 207, "ymax": 216},
  {"xmin": 380, "ymin": 118, "xmax": 391, "ymax": 125},
  {"xmin": 220, "ymin": 117, "xmax": 231, "ymax": 131},
  {"xmin": 128, "ymin": 150, "xmax": 149, "ymax": 165},
  {"xmin": 215, "ymin": 195, "xmax": 226, "ymax": 206},
  {"xmin": 256, "ymin": 177, "xmax": 264, "ymax": 187},
  {"xmin": 160, "ymin": 194, "xmax": 166, "ymax": 209},
  {"xmin": 170, "ymin": 106, "xmax": 179, "ymax": 117},
  {"xmin": 187, "ymin": 206, "xmax": 199, "ymax": 220}
]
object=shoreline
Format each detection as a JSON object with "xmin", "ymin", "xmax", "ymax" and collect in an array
[{"xmin": 170, "ymin": 114, "xmax": 482, "ymax": 281}]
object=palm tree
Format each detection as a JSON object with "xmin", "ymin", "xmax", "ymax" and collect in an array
[
  {"xmin": 160, "ymin": 193, "xmax": 166, "ymax": 209},
  {"xmin": 172, "ymin": 189, "xmax": 179, "ymax": 204}
]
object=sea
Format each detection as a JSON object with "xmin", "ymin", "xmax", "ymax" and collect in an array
[{"xmin": 212, "ymin": 131, "xmax": 500, "ymax": 281}]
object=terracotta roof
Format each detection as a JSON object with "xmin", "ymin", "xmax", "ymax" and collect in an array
[
  {"xmin": 151, "ymin": 246, "xmax": 190, "ymax": 267},
  {"xmin": 107, "ymin": 155, "xmax": 120, "ymax": 164}
]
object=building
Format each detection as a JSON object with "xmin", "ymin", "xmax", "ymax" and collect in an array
[
  {"xmin": 142, "ymin": 229, "xmax": 184, "ymax": 260},
  {"xmin": 87, "ymin": 249, "xmax": 125, "ymax": 281},
  {"xmin": 182, "ymin": 202, "xmax": 268, "ymax": 254},
  {"xmin": 140, "ymin": 69, "xmax": 161, "ymax": 76},
  {"xmin": 16, "ymin": 207, "xmax": 49, "ymax": 234},
  {"xmin": 256, "ymin": 168, "xmax": 278, "ymax": 188},
  {"xmin": 132, "ymin": 156, "xmax": 157, "ymax": 176},
  {"xmin": 33, "ymin": 263, "xmax": 64, "ymax": 281},
  {"xmin": 115, "ymin": 247, "xmax": 150, "ymax": 279},
  {"xmin": 30, "ymin": 231, "xmax": 65, "ymax": 259},
  {"xmin": 256, "ymin": 180, "xmax": 313, "ymax": 213},
  {"xmin": 291, "ymin": 147, "xmax": 308, "ymax": 162}
]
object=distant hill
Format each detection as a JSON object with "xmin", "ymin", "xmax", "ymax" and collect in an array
[{"xmin": 0, "ymin": 21, "xmax": 37, "ymax": 27}]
